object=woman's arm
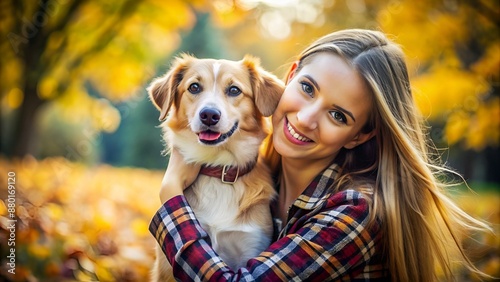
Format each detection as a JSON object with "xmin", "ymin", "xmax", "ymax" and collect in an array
[{"xmin": 149, "ymin": 190, "xmax": 381, "ymax": 281}]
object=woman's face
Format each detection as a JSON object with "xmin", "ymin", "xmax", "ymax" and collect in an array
[{"xmin": 272, "ymin": 53, "xmax": 374, "ymax": 165}]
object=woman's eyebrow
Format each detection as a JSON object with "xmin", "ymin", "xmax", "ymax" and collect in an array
[
  {"xmin": 303, "ymin": 75, "xmax": 320, "ymax": 91},
  {"xmin": 303, "ymin": 74, "xmax": 356, "ymax": 122},
  {"xmin": 333, "ymin": 104, "xmax": 356, "ymax": 122}
]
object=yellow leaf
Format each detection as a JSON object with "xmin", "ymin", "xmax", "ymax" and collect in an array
[
  {"xmin": 79, "ymin": 255, "xmax": 95, "ymax": 273},
  {"xmin": 28, "ymin": 243, "xmax": 51, "ymax": 259},
  {"xmin": 94, "ymin": 257, "xmax": 115, "ymax": 281},
  {"xmin": 0, "ymin": 201, "xmax": 6, "ymax": 216},
  {"xmin": 465, "ymin": 98, "xmax": 500, "ymax": 150},
  {"xmin": 472, "ymin": 42, "xmax": 500, "ymax": 80},
  {"xmin": 75, "ymin": 269, "xmax": 95, "ymax": 281},
  {"xmin": 38, "ymin": 77, "xmax": 58, "ymax": 99},
  {"xmin": 131, "ymin": 218, "xmax": 149, "ymax": 237},
  {"xmin": 3, "ymin": 88, "xmax": 23, "ymax": 109},
  {"xmin": 44, "ymin": 203, "xmax": 63, "ymax": 221},
  {"xmin": 413, "ymin": 66, "xmax": 488, "ymax": 119},
  {"xmin": 445, "ymin": 111, "xmax": 469, "ymax": 145}
]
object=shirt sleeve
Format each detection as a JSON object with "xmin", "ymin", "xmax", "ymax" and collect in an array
[{"xmin": 149, "ymin": 191, "xmax": 380, "ymax": 282}]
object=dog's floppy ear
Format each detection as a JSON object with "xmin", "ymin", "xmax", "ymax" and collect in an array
[
  {"xmin": 147, "ymin": 54, "xmax": 192, "ymax": 121},
  {"xmin": 243, "ymin": 55, "xmax": 284, "ymax": 117}
]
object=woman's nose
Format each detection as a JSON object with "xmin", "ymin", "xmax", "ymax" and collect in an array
[{"xmin": 296, "ymin": 103, "xmax": 319, "ymax": 130}]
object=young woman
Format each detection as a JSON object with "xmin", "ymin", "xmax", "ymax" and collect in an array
[{"xmin": 150, "ymin": 29, "xmax": 491, "ymax": 281}]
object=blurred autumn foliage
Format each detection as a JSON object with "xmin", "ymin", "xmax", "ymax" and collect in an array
[
  {"xmin": 1, "ymin": 0, "xmax": 201, "ymax": 157},
  {"xmin": 0, "ymin": 157, "xmax": 162, "ymax": 281},
  {"xmin": 380, "ymin": 1, "xmax": 499, "ymax": 151},
  {"xmin": 0, "ymin": 0, "xmax": 499, "ymax": 280}
]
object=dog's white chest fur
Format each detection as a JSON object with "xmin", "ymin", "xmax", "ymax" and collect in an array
[
  {"xmin": 186, "ymin": 177, "xmax": 244, "ymax": 226},
  {"xmin": 186, "ymin": 176, "xmax": 271, "ymax": 269}
]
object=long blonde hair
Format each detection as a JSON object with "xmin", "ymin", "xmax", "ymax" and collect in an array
[{"xmin": 262, "ymin": 29, "xmax": 492, "ymax": 281}]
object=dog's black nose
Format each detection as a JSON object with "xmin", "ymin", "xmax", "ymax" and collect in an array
[{"xmin": 199, "ymin": 108, "xmax": 221, "ymax": 126}]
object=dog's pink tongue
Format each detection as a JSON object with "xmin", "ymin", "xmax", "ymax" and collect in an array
[{"xmin": 199, "ymin": 131, "xmax": 221, "ymax": 141}]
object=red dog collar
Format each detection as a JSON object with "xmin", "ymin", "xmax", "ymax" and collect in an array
[{"xmin": 199, "ymin": 164, "xmax": 254, "ymax": 184}]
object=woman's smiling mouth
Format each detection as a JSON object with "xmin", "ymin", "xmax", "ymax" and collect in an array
[{"xmin": 284, "ymin": 117, "xmax": 313, "ymax": 144}]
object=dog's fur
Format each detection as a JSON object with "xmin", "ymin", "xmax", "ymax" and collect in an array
[{"xmin": 148, "ymin": 54, "xmax": 284, "ymax": 281}]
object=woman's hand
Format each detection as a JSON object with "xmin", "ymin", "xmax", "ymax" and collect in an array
[{"xmin": 159, "ymin": 148, "xmax": 201, "ymax": 204}]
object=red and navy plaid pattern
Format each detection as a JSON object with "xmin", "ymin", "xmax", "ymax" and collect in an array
[{"xmin": 149, "ymin": 163, "xmax": 389, "ymax": 281}]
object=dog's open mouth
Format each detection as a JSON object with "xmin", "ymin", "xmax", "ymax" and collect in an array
[{"xmin": 198, "ymin": 122, "xmax": 239, "ymax": 145}]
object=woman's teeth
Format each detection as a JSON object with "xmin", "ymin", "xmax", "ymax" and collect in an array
[{"xmin": 287, "ymin": 122, "xmax": 312, "ymax": 142}]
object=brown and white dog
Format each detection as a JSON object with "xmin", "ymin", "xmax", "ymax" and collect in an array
[{"xmin": 148, "ymin": 54, "xmax": 284, "ymax": 281}]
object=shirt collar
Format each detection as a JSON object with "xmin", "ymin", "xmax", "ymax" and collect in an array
[{"xmin": 292, "ymin": 162, "xmax": 340, "ymax": 211}]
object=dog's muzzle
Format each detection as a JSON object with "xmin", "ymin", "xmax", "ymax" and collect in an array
[{"xmin": 197, "ymin": 121, "xmax": 239, "ymax": 145}]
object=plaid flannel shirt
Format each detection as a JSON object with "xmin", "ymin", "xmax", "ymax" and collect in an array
[{"xmin": 149, "ymin": 163, "xmax": 389, "ymax": 281}]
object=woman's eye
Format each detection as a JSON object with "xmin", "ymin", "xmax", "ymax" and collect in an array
[
  {"xmin": 188, "ymin": 83, "xmax": 201, "ymax": 94},
  {"xmin": 330, "ymin": 111, "xmax": 347, "ymax": 124},
  {"xmin": 301, "ymin": 82, "xmax": 314, "ymax": 97},
  {"xmin": 227, "ymin": 86, "xmax": 241, "ymax": 96}
]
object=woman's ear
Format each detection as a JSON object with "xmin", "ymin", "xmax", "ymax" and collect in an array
[
  {"xmin": 286, "ymin": 61, "xmax": 299, "ymax": 84},
  {"xmin": 344, "ymin": 130, "xmax": 376, "ymax": 149}
]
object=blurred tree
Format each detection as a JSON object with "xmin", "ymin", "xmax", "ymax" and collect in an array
[
  {"xmin": 378, "ymin": 0, "xmax": 499, "ymax": 150},
  {"xmin": 378, "ymin": 0, "xmax": 499, "ymax": 181},
  {"xmin": 0, "ymin": 0, "xmax": 199, "ymax": 157},
  {"xmin": 177, "ymin": 11, "xmax": 226, "ymax": 59},
  {"xmin": 97, "ymin": 11, "xmax": 229, "ymax": 169}
]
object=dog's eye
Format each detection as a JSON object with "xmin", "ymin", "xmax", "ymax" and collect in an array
[
  {"xmin": 188, "ymin": 83, "xmax": 201, "ymax": 94},
  {"xmin": 227, "ymin": 86, "xmax": 241, "ymax": 96}
]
